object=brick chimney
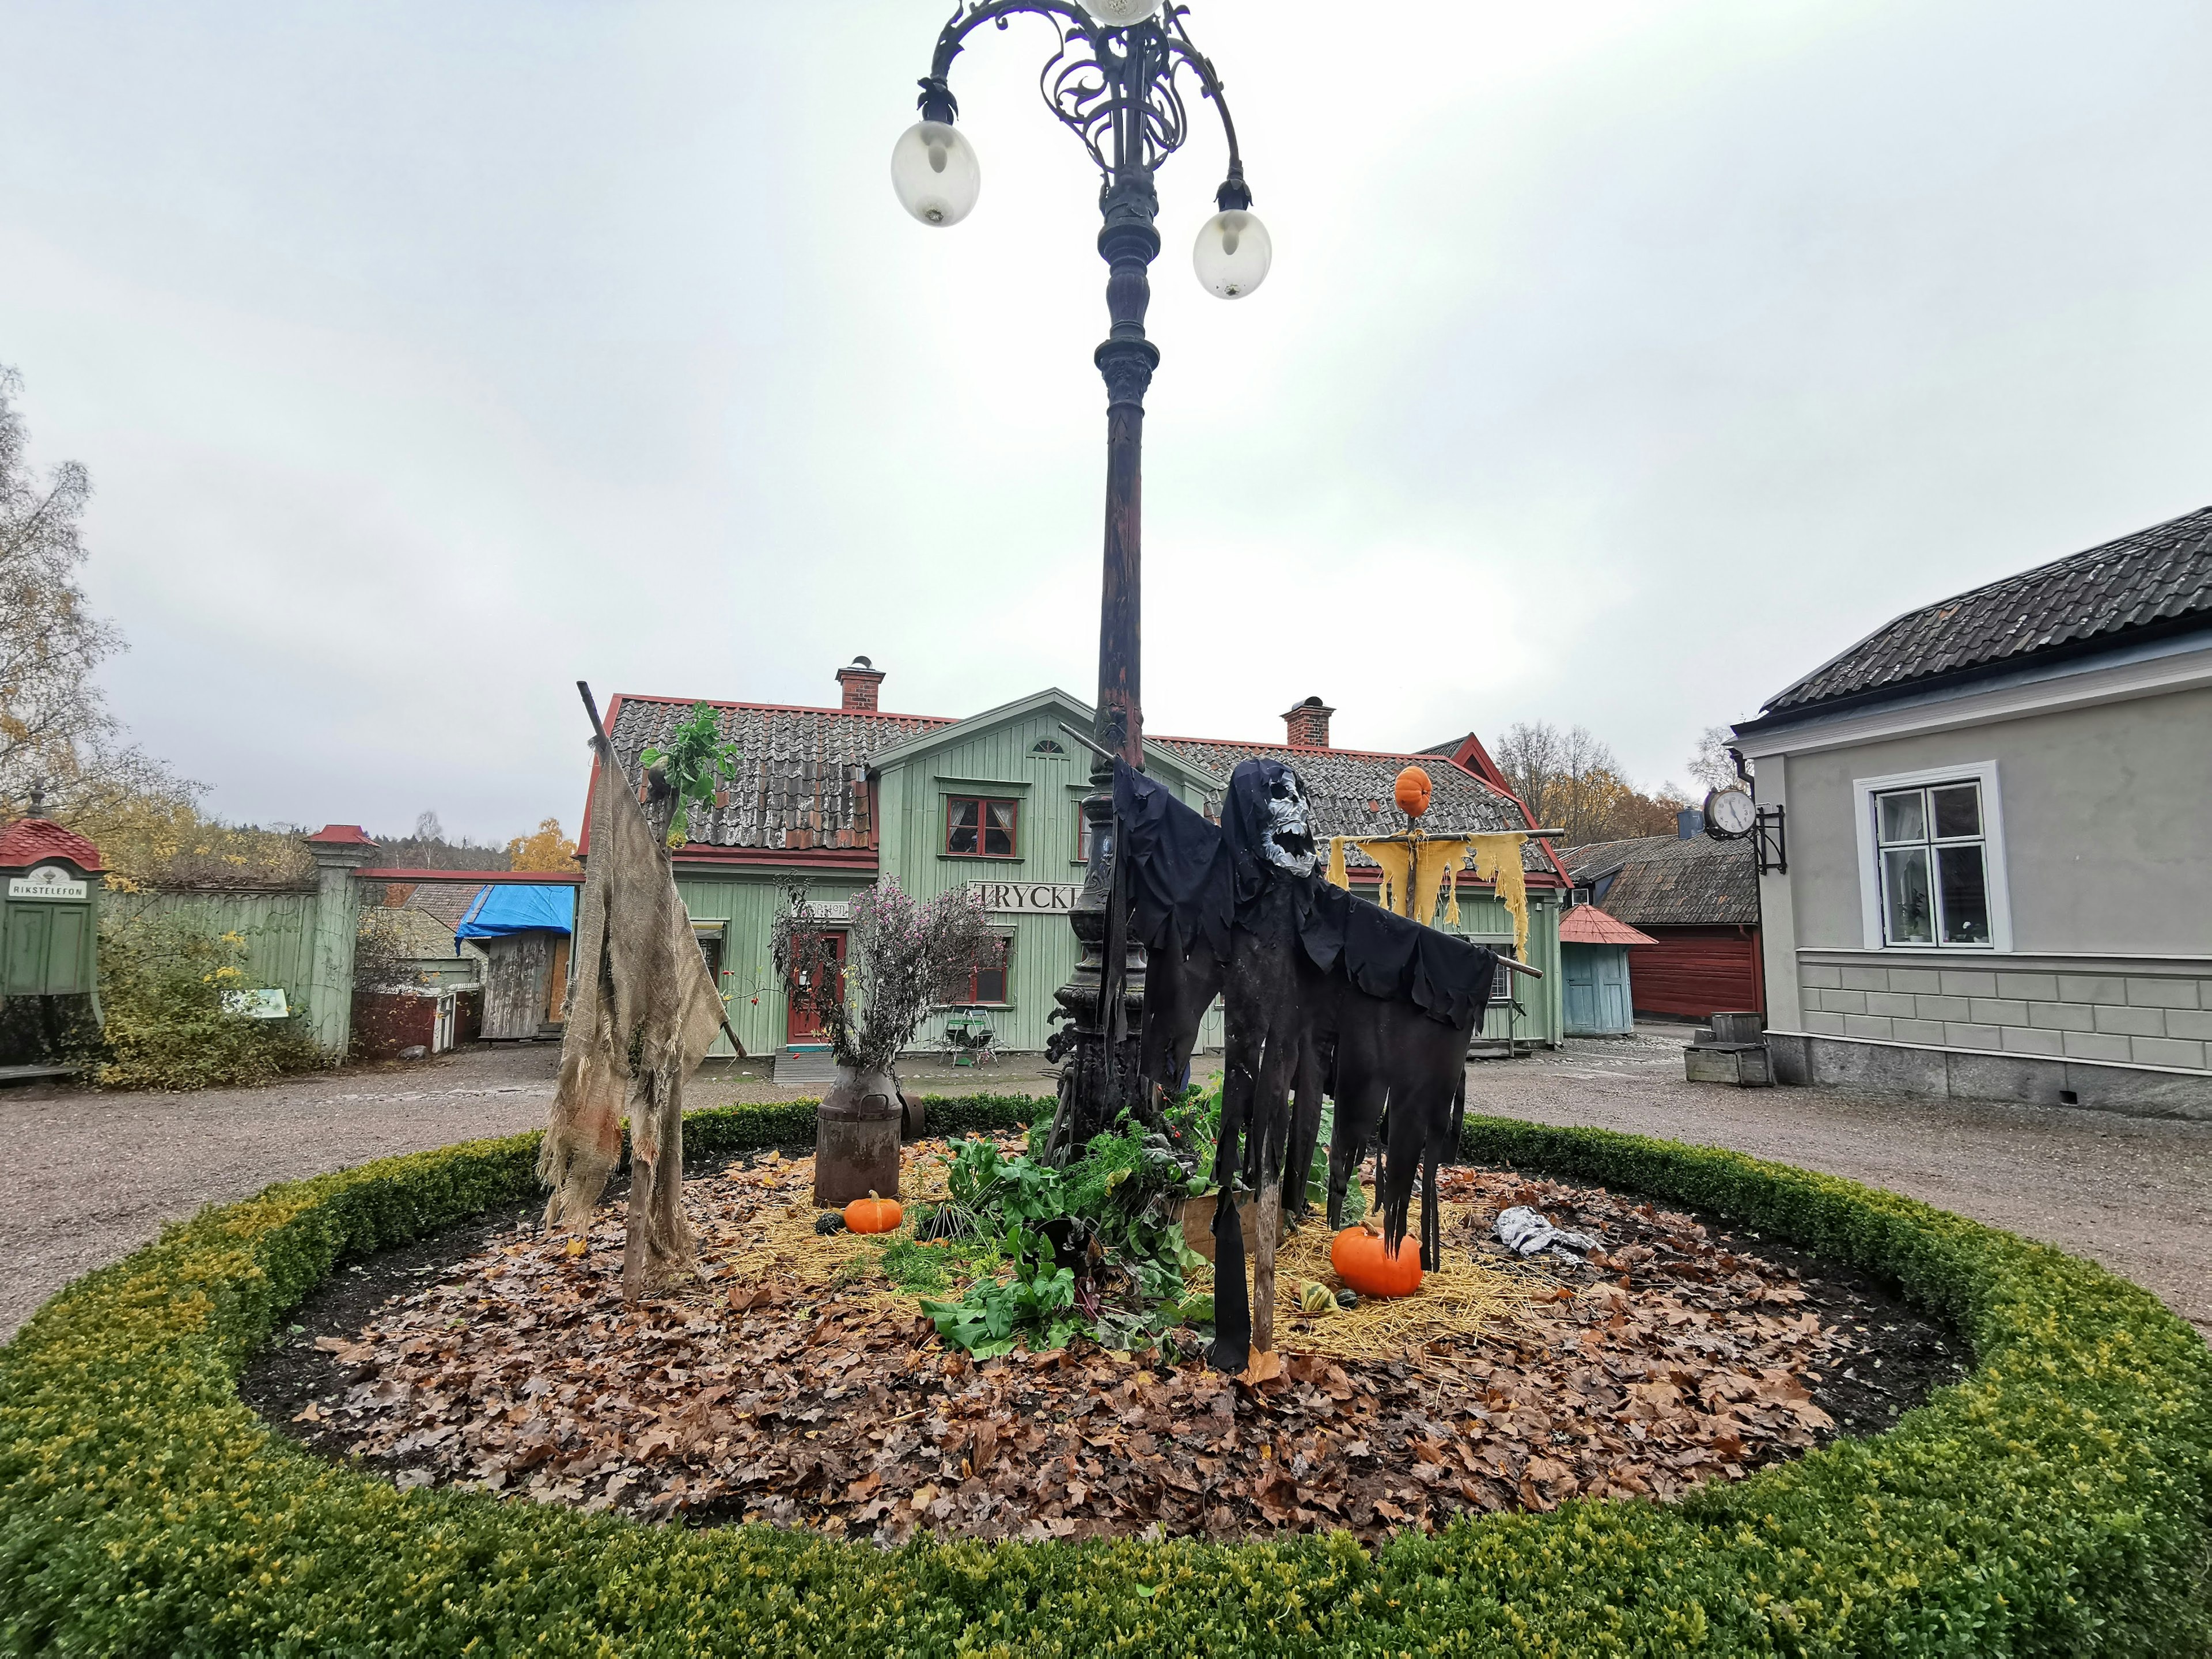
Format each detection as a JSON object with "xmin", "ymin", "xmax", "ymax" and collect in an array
[
  {"xmin": 835, "ymin": 656, "xmax": 885, "ymax": 711},
  {"xmin": 1282, "ymin": 695, "xmax": 1334, "ymax": 748}
]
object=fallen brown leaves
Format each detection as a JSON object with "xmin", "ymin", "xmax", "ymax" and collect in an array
[{"xmin": 280, "ymin": 1153, "xmax": 1872, "ymax": 1543}]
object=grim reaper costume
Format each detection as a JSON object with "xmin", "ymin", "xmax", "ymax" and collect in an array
[
  {"xmin": 1113, "ymin": 756, "xmax": 1497, "ymax": 1373},
  {"xmin": 539, "ymin": 735, "xmax": 728, "ymax": 1299}
]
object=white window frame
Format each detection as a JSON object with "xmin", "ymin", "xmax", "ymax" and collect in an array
[{"xmin": 1853, "ymin": 760, "xmax": 2012, "ymax": 952}]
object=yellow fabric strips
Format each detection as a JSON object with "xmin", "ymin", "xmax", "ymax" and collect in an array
[
  {"xmin": 1470, "ymin": 833, "xmax": 1529, "ymax": 958},
  {"xmin": 1325, "ymin": 833, "xmax": 1525, "ymax": 954}
]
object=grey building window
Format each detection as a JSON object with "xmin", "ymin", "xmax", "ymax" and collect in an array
[{"xmin": 1874, "ymin": 779, "xmax": 1991, "ymax": 946}]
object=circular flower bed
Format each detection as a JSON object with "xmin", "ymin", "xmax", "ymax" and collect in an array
[{"xmin": 3, "ymin": 1095, "xmax": 2208, "ymax": 1656}]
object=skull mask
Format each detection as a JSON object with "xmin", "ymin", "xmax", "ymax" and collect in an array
[{"xmin": 1262, "ymin": 769, "xmax": 1316, "ymax": 876}]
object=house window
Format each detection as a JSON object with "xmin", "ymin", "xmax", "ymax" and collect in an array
[
  {"xmin": 946, "ymin": 797, "xmax": 1018, "ymax": 858},
  {"xmin": 1855, "ymin": 762, "xmax": 2010, "ymax": 951},
  {"xmin": 1874, "ymin": 779, "xmax": 1991, "ymax": 946},
  {"xmin": 971, "ymin": 936, "xmax": 1009, "ymax": 1005},
  {"xmin": 940, "ymin": 936, "xmax": 1011, "ymax": 1005}
]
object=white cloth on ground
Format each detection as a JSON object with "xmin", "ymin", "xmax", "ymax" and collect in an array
[{"xmin": 1494, "ymin": 1205, "xmax": 1602, "ymax": 1260}]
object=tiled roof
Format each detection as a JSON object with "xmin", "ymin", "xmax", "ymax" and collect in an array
[
  {"xmin": 363, "ymin": 903, "xmax": 468, "ymax": 959},
  {"xmin": 1762, "ymin": 505, "xmax": 2212, "ymax": 716},
  {"xmin": 397, "ymin": 881, "xmax": 489, "ymax": 933},
  {"xmin": 1147, "ymin": 737, "xmax": 1560, "ymax": 878},
  {"xmin": 1559, "ymin": 905, "xmax": 1657, "ymax": 947},
  {"xmin": 1563, "ymin": 834, "xmax": 1756, "ymax": 929},
  {"xmin": 0, "ymin": 818, "xmax": 105, "ymax": 873},
  {"xmin": 599, "ymin": 697, "xmax": 954, "ymax": 855}
]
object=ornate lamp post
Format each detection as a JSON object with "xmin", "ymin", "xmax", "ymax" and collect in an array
[{"xmin": 892, "ymin": 0, "xmax": 1267, "ymax": 1154}]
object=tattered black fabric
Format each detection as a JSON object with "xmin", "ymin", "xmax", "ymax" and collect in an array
[
  {"xmin": 1339, "ymin": 891, "xmax": 1495, "ymax": 1027},
  {"xmin": 1112, "ymin": 759, "xmax": 1230, "ymax": 961}
]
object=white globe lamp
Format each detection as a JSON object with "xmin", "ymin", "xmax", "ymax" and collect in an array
[
  {"xmin": 1194, "ymin": 208, "xmax": 1271, "ymax": 298},
  {"xmin": 1084, "ymin": 0, "xmax": 1165, "ymax": 24},
  {"xmin": 891, "ymin": 120, "xmax": 981, "ymax": 227}
]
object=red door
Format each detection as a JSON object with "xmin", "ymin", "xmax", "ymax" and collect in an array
[{"xmin": 786, "ymin": 930, "xmax": 846, "ymax": 1044}]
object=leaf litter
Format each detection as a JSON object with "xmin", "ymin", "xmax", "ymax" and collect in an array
[{"xmin": 253, "ymin": 1142, "xmax": 1965, "ymax": 1544}]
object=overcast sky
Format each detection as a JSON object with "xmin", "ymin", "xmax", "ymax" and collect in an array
[{"xmin": 3, "ymin": 0, "xmax": 2209, "ymax": 840}]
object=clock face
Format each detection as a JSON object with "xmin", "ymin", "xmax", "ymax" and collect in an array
[{"xmin": 1705, "ymin": 787, "xmax": 1756, "ymax": 838}]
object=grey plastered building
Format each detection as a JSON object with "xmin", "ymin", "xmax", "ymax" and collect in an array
[{"xmin": 1730, "ymin": 506, "xmax": 2212, "ymax": 1116}]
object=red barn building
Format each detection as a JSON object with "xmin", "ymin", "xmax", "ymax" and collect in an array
[{"xmin": 1566, "ymin": 828, "xmax": 1762, "ymax": 1022}]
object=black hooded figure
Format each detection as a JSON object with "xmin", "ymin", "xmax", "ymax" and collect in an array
[
  {"xmin": 1204, "ymin": 757, "xmax": 1331, "ymax": 1370},
  {"xmin": 1111, "ymin": 755, "xmax": 1499, "ymax": 1373}
]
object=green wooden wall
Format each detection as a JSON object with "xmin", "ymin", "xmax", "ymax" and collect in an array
[{"xmin": 105, "ymin": 888, "xmax": 323, "ymax": 1022}]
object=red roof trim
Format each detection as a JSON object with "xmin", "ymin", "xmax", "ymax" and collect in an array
[
  {"xmin": 358, "ymin": 868, "xmax": 583, "ymax": 885},
  {"xmin": 671, "ymin": 846, "xmax": 880, "ymax": 871},
  {"xmin": 304, "ymin": 823, "xmax": 378, "ymax": 847}
]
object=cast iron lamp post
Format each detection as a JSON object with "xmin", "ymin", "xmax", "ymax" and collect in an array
[{"xmin": 892, "ymin": 0, "xmax": 1266, "ymax": 1155}]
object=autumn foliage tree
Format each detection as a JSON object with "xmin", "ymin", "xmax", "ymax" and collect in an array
[
  {"xmin": 506, "ymin": 817, "xmax": 579, "ymax": 872},
  {"xmin": 1492, "ymin": 721, "xmax": 1693, "ymax": 847}
]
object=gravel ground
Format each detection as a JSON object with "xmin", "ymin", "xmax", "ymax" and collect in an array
[
  {"xmin": 6, "ymin": 1028, "xmax": 2206, "ymax": 1344},
  {"xmin": 0, "ymin": 1047, "xmax": 1056, "ymax": 1343},
  {"xmin": 1467, "ymin": 1025, "xmax": 2212, "ymax": 1340}
]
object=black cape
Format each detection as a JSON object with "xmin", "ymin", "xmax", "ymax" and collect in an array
[{"xmin": 1112, "ymin": 757, "xmax": 1497, "ymax": 1027}]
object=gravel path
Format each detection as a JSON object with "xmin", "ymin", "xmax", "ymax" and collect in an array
[
  {"xmin": 1467, "ymin": 1026, "xmax": 2212, "ymax": 1340},
  {"xmin": 6, "ymin": 1031, "xmax": 2205, "ymax": 1344},
  {"xmin": 0, "ymin": 1047, "xmax": 1056, "ymax": 1343}
]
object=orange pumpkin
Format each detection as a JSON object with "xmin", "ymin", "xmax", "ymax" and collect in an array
[
  {"xmin": 1331, "ymin": 1222, "xmax": 1423, "ymax": 1298},
  {"xmin": 1393, "ymin": 765, "xmax": 1433, "ymax": 819},
  {"xmin": 843, "ymin": 1191, "xmax": 903, "ymax": 1234}
]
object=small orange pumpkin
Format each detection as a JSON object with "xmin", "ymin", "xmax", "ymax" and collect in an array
[
  {"xmin": 1393, "ymin": 765, "xmax": 1433, "ymax": 819},
  {"xmin": 1331, "ymin": 1222, "xmax": 1423, "ymax": 1298},
  {"xmin": 843, "ymin": 1191, "xmax": 903, "ymax": 1234}
]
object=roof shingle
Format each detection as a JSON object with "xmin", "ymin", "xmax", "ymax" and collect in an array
[
  {"xmin": 1564, "ymin": 834, "xmax": 1756, "ymax": 929},
  {"xmin": 1762, "ymin": 505, "xmax": 2212, "ymax": 717},
  {"xmin": 1147, "ymin": 737, "xmax": 1559, "ymax": 877},
  {"xmin": 600, "ymin": 698, "xmax": 953, "ymax": 854}
]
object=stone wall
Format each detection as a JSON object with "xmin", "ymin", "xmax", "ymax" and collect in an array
[{"xmin": 1796, "ymin": 956, "xmax": 2211, "ymax": 1073}]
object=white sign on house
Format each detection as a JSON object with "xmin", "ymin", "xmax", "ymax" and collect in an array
[
  {"xmin": 968, "ymin": 881, "xmax": 1084, "ymax": 915},
  {"xmin": 7, "ymin": 863, "xmax": 88, "ymax": 901}
]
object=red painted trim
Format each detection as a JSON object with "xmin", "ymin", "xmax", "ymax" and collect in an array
[
  {"xmin": 671, "ymin": 846, "xmax": 880, "ymax": 870},
  {"xmin": 358, "ymin": 868, "xmax": 583, "ymax": 884},
  {"xmin": 304, "ymin": 824, "xmax": 377, "ymax": 847}
]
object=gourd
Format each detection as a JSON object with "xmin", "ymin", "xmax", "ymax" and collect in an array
[
  {"xmin": 1298, "ymin": 1280, "xmax": 1335, "ymax": 1315},
  {"xmin": 1393, "ymin": 765, "xmax": 1433, "ymax": 819},
  {"xmin": 843, "ymin": 1191, "xmax": 903, "ymax": 1234},
  {"xmin": 1331, "ymin": 1222, "xmax": 1423, "ymax": 1298}
]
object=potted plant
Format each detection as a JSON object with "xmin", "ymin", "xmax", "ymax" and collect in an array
[{"xmin": 773, "ymin": 878, "xmax": 994, "ymax": 1205}]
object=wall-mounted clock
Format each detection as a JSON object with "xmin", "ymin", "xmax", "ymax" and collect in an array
[{"xmin": 1704, "ymin": 786, "xmax": 1756, "ymax": 840}]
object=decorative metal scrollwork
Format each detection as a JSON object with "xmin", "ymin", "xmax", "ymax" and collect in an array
[{"xmin": 926, "ymin": 1, "xmax": 1242, "ymax": 184}]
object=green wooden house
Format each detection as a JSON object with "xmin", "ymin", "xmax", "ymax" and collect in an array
[{"xmin": 583, "ymin": 662, "xmax": 1570, "ymax": 1062}]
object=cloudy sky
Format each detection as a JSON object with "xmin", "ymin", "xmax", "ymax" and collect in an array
[{"xmin": 3, "ymin": 0, "xmax": 2208, "ymax": 841}]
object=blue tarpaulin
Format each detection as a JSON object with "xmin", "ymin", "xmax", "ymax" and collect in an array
[{"xmin": 456, "ymin": 884, "xmax": 575, "ymax": 940}]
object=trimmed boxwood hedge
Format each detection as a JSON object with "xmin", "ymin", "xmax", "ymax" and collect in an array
[{"xmin": 3, "ymin": 1096, "xmax": 2208, "ymax": 1656}]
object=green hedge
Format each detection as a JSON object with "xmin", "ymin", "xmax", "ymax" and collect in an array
[{"xmin": 2, "ymin": 1101, "xmax": 2207, "ymax": 1656}]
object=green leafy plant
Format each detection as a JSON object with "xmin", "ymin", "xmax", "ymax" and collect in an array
[
  {"xmin": 917, "ymin": 1124, "xmax": 1209, "ymax": 1357},
  {"xmin": 2, "ymin": 1097, "xmax": 2207, "ymax": 1656},
  {"xmin": 639, "ymin": 702, "xmax": 740, "ymax": 848},
  {"xmin": 94, "ymin": 908, "xmax": 325, "ymax": 1090}
]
